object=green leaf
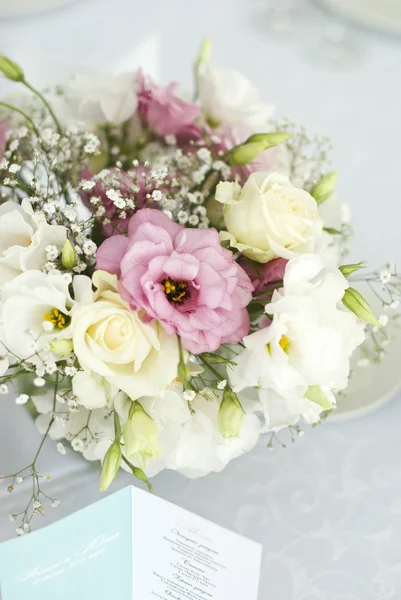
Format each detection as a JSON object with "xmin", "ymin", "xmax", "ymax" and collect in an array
[
  {"xmin": 201, "ymin": 353, "xmax": 237, "ymax": 366},
  {"xmin": 305, "ymin": 386, "xmax": 332, "ymax": 410},
  {"xmin": 247, "ymin": 303, "xmax": 265, "ymax": 323},
  {"xmin": 311, "ymin": 171, "xmax": 338, "ymax": 205},
  {"xmin": 342, "ymin": 287, "xmax": 381, "ymax": 327},
  {"xmin": 323, "ymin": 227, "xmax": 342, "ymax": 235},
  {"xmin": 339, "ymin": 262, "xmax": 366, "ymax": 278}
]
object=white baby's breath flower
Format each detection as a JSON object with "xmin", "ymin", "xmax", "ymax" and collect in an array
[
  {"xmin": 380, "ymin": 270, "xmax": 392, "ymax": 284},
  {"xmin": 16, "ymin": 394, "xmax": 29, "ymax": 405},
  {"xmin": 80, "ymin": 179, "xmax": 96, "ymax": 191},
  {"xmin": 57, "ymin": 442, "xmax": 67, "ymax": 455},
  {"xmin": 45, "ymin": 245, "xmax": 60, "ymax": 261},
  {"xmin": 82, "ymin": 240, "xmax": 97, "ymax": 256},
  {"xmin": 64, "ymin": 366, "xmax": 78, "ymax": 377},
  {"xmin": 71, "ymin": 438, "xmax": 84, "ymax": 452},
  {"xmin": 217, "ymin": 379, "xmax": 227, "ymax": 390},
  {"xmin": 379, "ymin": 315, "xmax": 389, "ymax": 327},
  {"xmin": 45, "ymin": 362, "xmax": 58, "ymax": 375},
  {"xmin": 33, "ymin": 377, "xmax": 46, "ymax": 387},
  {"xmin": 183, "ymin": 389, "xmax": 196, "ymax": 402},
  {"xmin": 0, "ymin": 384, "xmax": 9, "ymax": 394}
]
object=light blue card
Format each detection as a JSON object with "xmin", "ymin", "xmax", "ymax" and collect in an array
[
  {"xmin": 0, "ymin": 486, "xmax": 133, "ymax": 600},
  {"xmin": 0, "ymin": 486, "xmax": 262, "ymax": 600}
]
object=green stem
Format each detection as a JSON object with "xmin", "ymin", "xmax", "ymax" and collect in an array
[
  {"xmin": 22, "ymin": 80, "xmax": 62, "ymax": 135},
  {"xmin": 0, "ymin": 101, "xmax": 41, "ymax": 138},
  {"xmin": 32, "ymin": 378, "xmax": 58, "ymax": 467},
  {"xmin": 121, "ymin": 454, "xmax": 154, "ymax": 494}
]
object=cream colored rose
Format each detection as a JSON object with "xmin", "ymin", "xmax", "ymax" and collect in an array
[
  {"xmin": 216, "ymin": 172, "xmax": 323, "ymax": 263},
  {"xmin": 72, "ymin": 271, "xmax": 179, "ymax": 400}
]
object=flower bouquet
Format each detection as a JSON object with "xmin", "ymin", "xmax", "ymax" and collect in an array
[{"xmin": 0, "ymin": 41, "xmax": 399, "ymax": 535}]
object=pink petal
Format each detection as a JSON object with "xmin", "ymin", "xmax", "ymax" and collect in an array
[{"xmin": 97, "ymin": 235, "xmax": 129, "ymax": 275}]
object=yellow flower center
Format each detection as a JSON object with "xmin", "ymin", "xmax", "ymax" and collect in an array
[
  {"xmin": 163, "ymin": 278, "xmax": 189, "ymax": 304},
  {"xmin": 43, "ymin": 308, "xmax": 71, "ymax": 330},
  {"xmin": 267, "ymin": 335, "xmax": 291, "ymax": 356},
  {"xmin": 279, "ymin": 335, "xmax": 290, "ymax": 353}
]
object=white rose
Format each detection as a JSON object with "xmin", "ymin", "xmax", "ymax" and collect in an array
[
  {"xmin": 56, "ymin": 72, "xmax": 138, "ymax": 128},
  {"xmin": 0, "ymin": 271, "xmax": 90, "ymax": 365},
  {"xmin": 198, "ymin": 65, "xmax": 274, "ymax": 129},
  {"xmin": 0, "ymin": 199, "xmax": 66, "ymax": 284},
  {"xmin": 216, "ymin": 172, "xmax": 323, "ymax": 263},
  {"xmin": 71, "ymin": 271, "xmax": 179, "ymax": 401}
]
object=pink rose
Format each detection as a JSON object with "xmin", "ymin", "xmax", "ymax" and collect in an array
[
  {"xmin": 0, "ymin": 121, "xmax": 9, "ymax": 157},
  {"xmin": 241, "ymin": 258, "xmax": 288, "ymax": 295},
  {"xmin": 97, "ymin": 208, "xmax": 253, "ymax": 353},
  {"xmin": 137, "ymin": 70, "xmax": 201, "ymax": 139}
]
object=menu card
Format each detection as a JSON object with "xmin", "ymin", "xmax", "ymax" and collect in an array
[{"xmin": 0, "ymin": 486, "xmax": 262, "ymax": 599}]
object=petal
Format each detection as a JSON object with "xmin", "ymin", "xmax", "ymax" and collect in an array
[{"xmin": 97, "ymin": 235, "xmax": 129, "ymax": 275}]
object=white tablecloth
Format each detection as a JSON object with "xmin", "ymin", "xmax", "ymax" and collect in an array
[{"xmin": 1, "ymin": 1, "xmax": 401, "ymax": 597}]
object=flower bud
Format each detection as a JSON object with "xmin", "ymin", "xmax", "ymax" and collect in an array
[
  {"xmin": 61, "ymin": 239, "xmax": 77, "ymax": 269},
  {"xmin": 218, "ymin": 389, "xmax": 244, "ymax": 439},
  {"xmin": 339, "ymin": 262, "xmax": 366, "ymax": 278},
  {"xmin": 0, "ymin": 56, "xmax": 24, "ymax": 82},
  {"xmin": 228, "ymin": 141, "xmax": 267, "ymax": 166},
  {"xmin": 342, "ymin": 287, "xmax": 380, "ymax": 327},
  {"xmin": 196, "ymin": 37, "xmax": 211, "ymax": 72},
  {"xmin": 99, "ymin": 441, "xmax": 122, "ymax": 492},
  {"xmin": 246, "ymin": 132, "xmax": 292, "ymax": 147},
  {"xmin": 50, "ymin": 338, "xmax": 73, "ymax": 356},
  {"xmin": 305, "ymin": 386, "xmax": 332, "ymax": 410},
  {"xmin": 311, "ymin": 171, "xmax": 338, "ymax": 205},
  {"xmin": 123, "ymin": 402, "xmax": 161, "ymax": 468}
]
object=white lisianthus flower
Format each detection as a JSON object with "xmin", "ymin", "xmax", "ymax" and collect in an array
[
  {"xmin": 125, "ymin": 388, "xmax": 261, "ymax": 479},
  {"xmin": 0, "ymin": 199, "xmax": 66, "ymax": 284},
  {"xmin": 71, "ymin": 271, "xmax": 179, "ymax": 401},
  {"xmin": 0, "ymin": 271, "xmax": 91, "ymax": 365},
  {"xmin": 56, "ymin": 72, "xmax": 138, "ymax": 128},
  {"xmin": 72, "ymin": 370, "xmax": 120, "ymax": 410},
  {"xmin": 198, "ymin": 65, "xmax": 274, "ymax": 129},
  {"xmin": 229, "ymin": 254, "xmax": 365, "ymax": 431},
  {"xmin": 216, "ymin": 172, "xmax": 323, "ymax": 263}
]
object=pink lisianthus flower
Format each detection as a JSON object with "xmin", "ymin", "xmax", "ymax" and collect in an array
[
  {"xmin": 241, "ymin": 257, "xmax": 288, "ymax": 294},
  {"xmin": 136, "ymin": 70, "xmax": 201, "ymax": 139},
  {"xmin": 0, "ymin": 121, "xmax": 9, "ymax": 157},
  {"xmin": 97, "ymin": 208, "xmax": 253, "ymax": 353}
]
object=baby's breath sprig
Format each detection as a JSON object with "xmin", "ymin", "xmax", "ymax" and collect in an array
[{"xmin": 0, "ymin": 375, "xmax": 60, "ymax": 535}]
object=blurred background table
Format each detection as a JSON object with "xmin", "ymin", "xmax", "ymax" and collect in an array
[{"xmin": 1, "ymin": 0, "xmax": 401, "ymax": 597}]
